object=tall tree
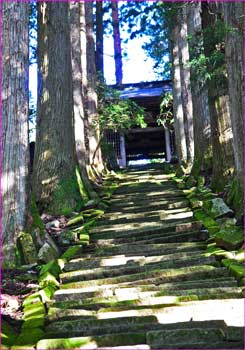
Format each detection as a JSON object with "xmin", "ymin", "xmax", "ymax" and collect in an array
[
  {"xmin": 95, "ymin": 1, "xmax": 104, "ymax": 78},
  {"xmin": 84, "ymin": 2, "xmax": 103, "ymax": 169},
  {"xmin": 186, "ymin": 2, "xmax": 212, "ymax": 175},
  {"xmin": 223, "ymin": 1, "xmax": 244, "ymax": 216},
  {"xmin": 69, "ymin": 1, "xmax": 94, "ymax": 200},
  {"xmin": 2, "ymin": 2, "xmax": 29, "ymax": 266},
  {"xmin": 178, "ymin": 6, "xmax": 194, "ymax": 165},
  {"xmin": 201, "ymin": 2, "xmax": 234, "ymax": 191},
  {"xmin": 111, "ymin": 1, "xmax": 123, "ymax": 85},
  {"xmin": 170, "ymin": 25, "xmax": 187, "ymax": 164},
  {"xmin": 33, "ymin": 2, "xmax": 81, "ymax": 215}
]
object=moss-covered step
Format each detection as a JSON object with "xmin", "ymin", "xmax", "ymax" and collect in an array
[
  {"xmin": 93, "ymin": 230, "xmax": 208, "ymax": 247},
  {"xmin": 84, "ymin": 241, "xmax": 207, "ymax": 258},
  {"xmin": 97, "ymin": 207, "xmax": 192, "ymax": 227},
  {"xmin": 45, "ymin": 316, "xmax": 157, "ymax": 338},
  {"xmin": 59, "ymin": 255, "xmax": 216, "ymax": 284},
  {"xmin": 12, "ymin": 328, "xmax": 45, "ymax": 350},
  {"xmin": 214, "ymin": 227, "xmax": 244, "ymax": 250},
  {"xmin": 91, "ymin": 220, "xmax": 203, "ymax": 240},
  {"xmin": 36, "ymin": 332, "xmax": 146, "ymax": 350},
  {"xmin": 49, "ymin": 286, "xmax": 243, "ymax": 314},
  {"xmin": 60, "ymin": 265, "xmax": 229, "ymax": 290},
  {"xmin": 146, "ymin": 327, "xmax": 227, "ymax": 349},
  {"xmin": 194, "ymin": 209, "xmax": 220, "ymax": 234},
  {"xmin": 63, "ymin": 249, "xmax": 208, "ymax": 272},
  {"xmin": 107, "ymin": 199, "xmax": 190, "ymax": 213},
  {"xmin": 91, "ymin": 214, "xmax": 195, "ymax": 236}
]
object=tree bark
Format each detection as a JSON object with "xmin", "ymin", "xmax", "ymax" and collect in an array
[
  {"xmin": 84, "ymin": 2, "xmax": 103, "ymax": 169},
  {"xmin": 186, "ymin": 2, "xmax": 212, "ymax": 175},
  {"xmin": 33, "ymin": 2, "xmax": 80, "ymax": 215},
  {"xmin": 95, "ymin": 1, "xmax": 104, "ymax": 78},
  {"xmin": 2, "ymin": 2, "xmax": 29, "ymax": 266},
  {"xmin": 178, "ymin": 7, "xmax": 194, "ymax": 165},
  {"xmin": 201, "ymin": 2, "xmax": 235, "ymax": 191},
  {"xmin": 223, "ymin": 2, "xmax": 244, "ymax": 183},
  {"xmin": 69, "ymin": 1, "xmax": 95, "ymax": 200},
  {"xmin": 112, "ymin": 1, "xmax": 123, "ymax": 86},
  {"xmin": 170, "ymin": 26, "xmax": 187, "ymax": 164}
]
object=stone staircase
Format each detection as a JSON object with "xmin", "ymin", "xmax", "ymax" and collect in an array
[{"xmin": 36, "ymin": 166, "xmax": 244, "ymax": 349}]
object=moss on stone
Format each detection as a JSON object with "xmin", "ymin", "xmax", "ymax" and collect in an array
[
  {"xmin": 61, "ymin": 245, "xmax": 83, "ymax": 261},
  {"xmin": 194, "ymin": 209, "xmax": 219, "ymax": 234},
  {"xmin": 48, "ymin": 174, "xmax": 83, "ymax": 216},
  {"xmin": 39, "ymin": 285, "xmax": 56, "ymax": 303},
  {"xmin": 17, "ymin": 232, "xmax": 38, "ymax": 265},
  {"xmin": 214, "ymin": 227, "xmax": 244, "ymax": 250},
  {"xmin": 1, "ymin": 320, "xmax": 18, "ymax": 346},
  {"xmin": 23, "ymin": 302, "xmax": 45, "ymax": 319},
  {"xmin": 30, "ymin": 195, "xmax": 45, "ymax": 235},
  {"xmin": 40, "ymin": 260, "xmax": 61, "ymax": 279},
  {"xmin": 13, "ymin": 327, "xmax": 44, "ymax": 347},
  {"xmin": 66, "ymin": 214, "xmax": 84, "ymax": 227},
  {"xmin": 38, "ymin": 271, "xmax": 60, "ymax": 289}
]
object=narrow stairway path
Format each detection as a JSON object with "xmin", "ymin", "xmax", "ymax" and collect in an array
[{"xmin": 37, "ymin": 166, "xmax": 244, "ymax": 349}]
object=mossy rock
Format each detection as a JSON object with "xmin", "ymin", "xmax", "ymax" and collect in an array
[
  {"xmin": 1, "ymin": 320, "xmax": 18, "ymax": 346},
  {"xmin": 23, "ymin": 294, "xmax": 42, "ymax": 308},
  {"xmin": 194, "ymin": 209, "xmax": 219, "ymax": 235},
  {"xmin": 203, "ymin": 198, "xmax": 233, "ymax": 219},
  {"xmin": 38, "ymin": 242, "xmax": 59, "ymax": 263},
  {"xmin": 38, "ymin": 271, "xmax": 59, "ymax": 289},
  {"xmin": 13, "ymin": 327, "xmax": 44, "ymax": 347},
  {"xmin": 40, "ymin": 260, "xmax": 61, "ymax": 279},
  {"xmin": 215, "ymin": 227, "xmax": 244, "ymax": 250},
  {"xmin": 79, "ymin": 233, "xmax": 90, "ymax": 241},
  {"xmin": 17, "ymin": 232, "xmax": 38, "ymax": 265},
  {"xmin": 66, "ymin": 214, "xmax": 84, "ymax": 227},
  {"xmin": 222, "ymin": 259, "xmax": 244, "ymax": 283},
  {"xmin": 61, "ymin": 245, "xmax": 83, "ymax": 261}
]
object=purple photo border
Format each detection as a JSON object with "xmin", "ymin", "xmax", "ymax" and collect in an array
[{"xmin": 0, "ymin": 1, "xmax": 244, "ymax": 350}]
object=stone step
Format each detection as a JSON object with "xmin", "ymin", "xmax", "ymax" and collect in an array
[
  {"xmin": 48, "ymin": 299, "xmax": 244, "ymax": 327},
  {"xmin": 50, "ymin": 287, "xmax": 243, "ymax": 314},
  {"xmin": 60, "ymin": 265, "xmax": 230, "ymax": 290},
  {"xmin": 64, "ymin": 249, "xmax": 208, "ymax": 271},
  {"xmin": 52, "ymin": 277, "xmax": 238, "ymax": 304},
  {"xmin": 90, "ymin": 220, "xmax": 201, "ymax": 241},
  {"xmin": 98, "ymin": 207, "xmax": 192, "ymax": 226},
  {"xmin": 36, "ymin": 321, "xmax": 243, "ymax": 349},
  {"xmin": 92, "ymin": 230, "xmax": 208, "ymax": 247},
  {"xmin": 45, "ymin": 315, "xmax": 158, "ymax": 338},
  {"xmin": 60, "ymin": 255, "xmax": 217, "ymax": 284},
  {"xmin": 106, "ymin": 199, "xmax": 190, "ymax": 213},
  {"xmin": 147, "ymin": 327, "xmax": 243, "ymax": 349},
  {"xmin": 83, "ymin": 241, "xmax": 207, "ymax": 258},
  {"xmin": 91, "ymin": 213, "xmax": 194, "ymax": 236},
  {"xmin": 110, "ymin": 189, "xmax": 185, "ymax": 201}
]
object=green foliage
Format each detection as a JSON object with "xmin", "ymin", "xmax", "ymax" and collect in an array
[
  {"xmin": 157, "ymin": 92, "xmax": 174, "ymax": 130},
  {"xmin": 96, "ymin": 78, "xmax": 147, "ymax": 132}
]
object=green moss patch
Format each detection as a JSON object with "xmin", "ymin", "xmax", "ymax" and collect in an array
[
  {"xmin": 214, "ymin": 227, "xmax": 244, "ymax": 250},
  {"xmin": 40, "ymin": 260, "xmax": 61, "ymax": 279},
  {"xmin": 66, "ymin": 214, "xmax": 84, "ymax": 227},
  {"xmin": 13, "ymin": 327, "xmax": 44, "ymax": 348},
  {"xmin": 61, "ymin": 245, "xmax": 83, "ymax": 261},
  {"xmin": 222, "ymin": 259, "xmax": 244, "ymax": 284},
  {"xmin": 1, "ymin": 320, "xmax": 18, "ymax": 346},
  {"xmin": 194, "ymin": 209, "xmax": 219, "ymax": 235},
  {"xmin": 38, "ymin": 272, "xmax": 59, "ymax": 289}
]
